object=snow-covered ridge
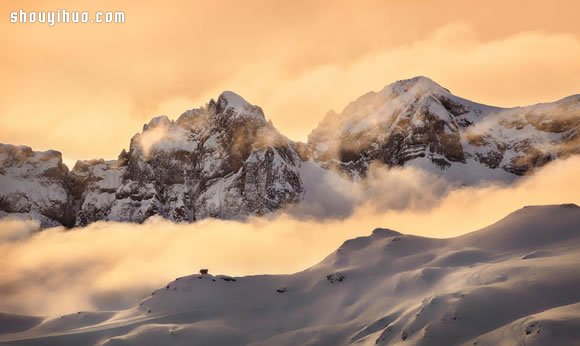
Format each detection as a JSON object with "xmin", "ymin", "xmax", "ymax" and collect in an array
[
  {"xmin": 0, "ymin": 90, "xmax": 303, "ymax": 227},
  {"xmin": 216, "ymin": 91, "xmax": 265, "ymax": 120},
  {"xmin": 1, "ymin": 204, "xmax": 579, "ymax": 345},
  {"xmin": 0, "ymin": 144, "xmax": 74, "ymax": 227},
  {"xmin": 308, "ymin": 76, "xmax": 579, "ymax": 181},
  {"xmin": 1, "ymin": 77, "xmax": 579, "ymax": 227}
]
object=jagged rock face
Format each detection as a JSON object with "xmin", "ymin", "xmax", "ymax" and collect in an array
[
  {"xmin": 1, "ymin": 78, "xmax": 579, "ymax": 227},
  {"xmin": 71, "ymin": 91, "xmax": 304, "ymax": 226},
  {"xmin": 0, "ymin": 144, "xmax": 75, "ymax": 227},
  {"xmin": 71, "ymin": 159, "xmax": 127, "ymax": 225},
  {"xmin": 466, "ymin": 95, "xmax": 580, "ymax": 175},
  {"xmin": 308, "ymin": 77, "xmax": 580, "ymax": 180}
]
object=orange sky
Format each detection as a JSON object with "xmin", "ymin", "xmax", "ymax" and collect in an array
[{"xmin": 1, "ymin": 0, "xmax": 579, "ymax": 166}]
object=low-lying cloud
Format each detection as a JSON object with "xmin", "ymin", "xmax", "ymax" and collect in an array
[
  {"xmin": 291, "ymin": 161, "xmax": 453, "ymax": 220},
  {"xmin": 0, "ymin": 157, "xmax": 579, "ymax": 316},
  {"xmin": 0, "ymin": 218, "xmax": 39, "ymax": 243}
]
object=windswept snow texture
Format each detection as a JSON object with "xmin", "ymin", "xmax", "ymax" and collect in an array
[{"xmin": 1, "ymin": 204, "xmax": 579, "ymax": 345}]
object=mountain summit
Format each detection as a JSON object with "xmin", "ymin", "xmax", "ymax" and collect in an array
[
  {"xmin": 71, "ymin": 91, "xmax": 303, "ymax": 226},
  {"xmin": 215, "ymin": 91, "xmax": 265, "ymax": 121},
  {"xmin": 1, "ymin": 91, "xmax": 304, "ymax": 227},
  {"xmin": 308, "ymin": 76, "xmax": 579, "ymax": 181},
  {"xmin": 1, "ymin": 78, "xmax": 579, "ymax": 227}
]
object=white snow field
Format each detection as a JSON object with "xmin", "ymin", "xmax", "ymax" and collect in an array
[{"xmin": 0, "ymin": 204, "xmax": 579, "ymax": 345}]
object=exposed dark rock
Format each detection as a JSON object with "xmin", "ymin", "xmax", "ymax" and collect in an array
[
  {"xmin": 327, "ymin": 273, "xmax": 345, "ymax": 283},
  {"xmin": 1, "ymin": 79, "xmax": 578, "ymax": 227}
]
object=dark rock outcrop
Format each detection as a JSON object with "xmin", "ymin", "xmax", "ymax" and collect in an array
[
  {"xmin": 308, "ymin": 77, "xmax": 579, "ymax": 180},
  {"xmin": 1, "ymin": 78, "xmax": 578, "ymax": 227}
]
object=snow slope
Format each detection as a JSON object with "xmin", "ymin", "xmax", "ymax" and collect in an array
[{"xmin": 1, "ymin": 204, "xmax": 579, "ymax": 345}]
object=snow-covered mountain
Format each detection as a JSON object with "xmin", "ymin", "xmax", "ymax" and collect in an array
[
  {"xmin": 1, "ymin": 92, "xmax": 304, "ymax": 227},
  {"xmin": 308, "ymin": 77, "xmax": 580, "ymax": 182},
  {"xmin": 1, "ymin": 204, "xmax": 579, "ymax": 345},
  {"xmin": 1, "ymin": 77, "xmax": 579, "ymax": 226},
  {"xmin": 72, "ymin": 91, "xmax": 303, "ymax": 226},
  {"xmin": 0, "ymin": 144, "xmax": 75, "ymax": 227}
]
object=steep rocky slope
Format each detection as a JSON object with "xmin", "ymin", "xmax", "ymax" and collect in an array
[
  {"xmin": 308, "ymin": 77, "xmax": 580, "ymax": 182},
  {"xmin": 1, "ymin": 77, "xmax": 579, "ymax": 226},
  {"xmin": 72, "ymin": 91, "xmax": 304, "ymax": 226},
  {"xmin": 0, "ymin": 92, "xmax": 304, "ymax": 227},
  {"xmin": 1, "ymin": 204, "xmax": 579, "ymax": 345},
  {"xmin": 0, "ymin": 144, "xmax": 75, "ymax": 227}
]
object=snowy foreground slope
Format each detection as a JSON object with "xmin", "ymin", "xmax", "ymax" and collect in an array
[{"xmin": 1, "ymin": 204, "xmax": 579, "ymax": 346}]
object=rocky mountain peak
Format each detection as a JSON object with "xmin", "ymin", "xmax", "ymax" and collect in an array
[
  {"xmin": 63, "ymin": 91, "xmax": 304, "ymax": 226},
  {"xmin": 386, "ymin": 76, "xmax": 451, "ymax": 96},
  {"xmin": 212, "ymin": 91, "xmax": 266, "ymax": 122},
  {"xmin": 143, "ymin": 115, "xmax": 172, "ymax": 131},
  {"xmin": 309, "ymin": 77, "xmax": 578, "ymax": 181},
  {"xmin": 310, "ymin": 77, "xmax": 456, "ymax": 145},
  {"xmin": 0, "ymin": 78, "xmax": 578, "ymax": 227},
  {"xmin": 217, "ymin": 91, "xmax": 251, "ymax": 111}
]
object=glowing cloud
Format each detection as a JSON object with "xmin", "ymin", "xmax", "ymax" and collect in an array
[{"xmin": 0, "ymin": 157, "xmax": 578, "ymax": 316}]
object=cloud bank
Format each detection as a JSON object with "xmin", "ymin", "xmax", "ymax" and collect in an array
[{"xmin": 0, "ymin": 157, "xmax": 579, "ymax": 316}]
